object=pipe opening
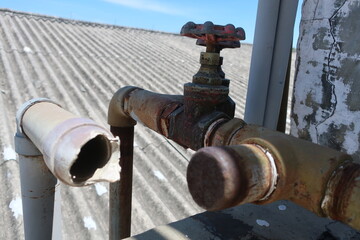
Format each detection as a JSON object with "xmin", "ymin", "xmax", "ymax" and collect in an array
[{"xmin": 70, "ymin": 135, "xmax": 111, "ymax": 183}]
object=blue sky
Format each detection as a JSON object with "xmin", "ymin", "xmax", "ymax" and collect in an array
[{"xmin": 2, "ymin": 0, "xmax": 301, "ymax": 47}]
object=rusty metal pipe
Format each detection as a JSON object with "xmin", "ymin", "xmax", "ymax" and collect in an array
[
  {"xmin": 189, "ymin": 117, "xmax": 360, "ymax": 230},
  {"xmin": 17, "ymin": 98, "xmax": 120, "ymax": 186},
  {"xmin": 187, "ymin": 144, "xmax": 275, "ymax": 211},
  {"xmin": 109, "ymin": 126, "xmax": 134, "ymax": 239},
  {"xmin": 108, "ymin": 86, "xmax": 232, "ymax": 150},
  {"xmin": 107, "ymin": 22, "xmax": 244, "ymax": 237},
  {"xmin": 322, "ymin": 161, "xmax": 360, "ymax": 229},
  {"xmin": 108, "ymin": 86, "xmax": 183, "ymax": 132},
  {"xmin": 109, "ymin": 89, "xmax": 141, "ymax": 239}
]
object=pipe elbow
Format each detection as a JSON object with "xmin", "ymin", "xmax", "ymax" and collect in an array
[
  {"xmin": 108, "ymin": 86, "xmax": 140, "ymax": 127},
  {"xmin": 15, "ymin": 98, "xmax": 57, "ymax": 156}
]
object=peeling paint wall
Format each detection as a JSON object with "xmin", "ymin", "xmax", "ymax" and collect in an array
[{"xmin": 291, "ymin": 0, "xmax": 360, "ymax": 157}]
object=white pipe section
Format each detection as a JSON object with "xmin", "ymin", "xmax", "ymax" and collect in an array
[
  {"xmin": 15, "ymin": 99, "xmax": 58, "ymax": 240},
  {"xmin": 18, "ymin": 153, "xmax": 57, "ymax": 240},
  {"xmin": 244, "ymin": 0, "xmax": 299, "ymax": 129},
  {"xmin": 16, "ymin": 98, "xmax": 120, "ymax": 186}
]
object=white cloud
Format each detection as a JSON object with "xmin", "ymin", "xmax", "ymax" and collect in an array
[{"xmin": 103, "ymin": 0, "xmax": 184, "ymax": 15}]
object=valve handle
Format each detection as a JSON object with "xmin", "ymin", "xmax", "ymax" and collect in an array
[{"xmin": 180, "ymin": 21, "xmax": 245, "ymax": 50}]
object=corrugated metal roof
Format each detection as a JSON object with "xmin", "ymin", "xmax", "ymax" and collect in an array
[{"xmin": 0, "ymin": 9, "xmax": 253, "ymax": 239}]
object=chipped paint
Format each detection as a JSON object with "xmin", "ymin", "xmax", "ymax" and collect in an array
[
  {"xmin": 9, "ymin": 197, "xmax": 23, "ymax": 219},
  {"xmin": 256, "ymin": 219, "xmax": 270, "ymax": 227},
  {"xmin": 94, "ymin": 183, "xmax": 107, "ymax": 196},
  {"xmin": 3, "ymin": 146, "xmax": 16, "ymax": 161},
  {"xmin": 291, "ymin": 0, "xmax": 360, "ymax": 157},
  {"xmin": 153, "ymin": 170, "xmax": 167, "ymax": 182},
  {"xmin": 278, "ymin": 205, "xmax": 287, "ymax": 211},
  {"xmin": 23, "ymin": 46, "xmax": 33, "ymax": 53},
  {"xmin": 83, "ymin": 216, "xmax": 97, "ymax": 230}
]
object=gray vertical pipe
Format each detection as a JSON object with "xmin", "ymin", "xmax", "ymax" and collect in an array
[
  {"xmin": 244, "ymin": 0, "xmax": 298, "ymax": 129},
  {"xmin": 52, "ymin": 181, "xmax": 62, "ymax": 240},
  {"xmin": 15, "ymin": 98, "xmax": 60, "ymax": 240},
  {"xmin": 19, "ymin": 155, "xmax": 57, "ymax": 239},
  {"xmin": 15, "ymin": 132, "xmax": 57, "ymax": 240}
]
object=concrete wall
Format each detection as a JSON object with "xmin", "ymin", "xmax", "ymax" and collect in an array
[{"xmin": 291, "ymin": 0, "xmax": 360, "ymax": 157}]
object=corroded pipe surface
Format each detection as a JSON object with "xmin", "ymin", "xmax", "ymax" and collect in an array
[
  {"xmin": 126, "ymin": 89, "xmax": 183, "ymax": 134},
  {"xmin": 109, "ymin": 126, "xmax": 134, "ymax": 240},
  {"xmin": 108, "ymin": 86, "xmax": 231, "ymax": 150},
  {"xmin": 322, "ymin": 161, "xmax": 360, "ymax": 229},
  {"xmin": 187, "ymin": 144, "xmax": 274, "ymax": 211},
  {"xmin": 189, "ymin": 117, "xmax": 360, "ymax": 230}
]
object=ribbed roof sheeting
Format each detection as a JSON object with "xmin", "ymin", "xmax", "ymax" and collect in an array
[{"xmin": 0, "ymin": 9, "xmax": 283, "ymax": 239}]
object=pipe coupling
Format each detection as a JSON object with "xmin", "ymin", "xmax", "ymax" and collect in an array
[{"xmin": 108, "ymin": 86, "xmax": 140, "ymax": 127}]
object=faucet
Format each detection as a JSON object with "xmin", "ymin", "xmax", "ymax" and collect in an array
[
  {"xmin": 108, "ymin": 21, "xmax": 360, "ymax": 238},
  {"xmin": 108, "ymin": 21, "xmax": 245, "ymax": 150}
]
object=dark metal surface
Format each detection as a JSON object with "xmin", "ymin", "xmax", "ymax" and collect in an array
[
  {"xmin": 181, "ymin": 21, "xmax": 245, "ymax": 87},
  {"xmin": 186, "ymin": 117, "xmax": 360, "ymax": 230},
  {"xmin": 180, "ymin": 21, "xmax": 245, "ymax": 50},
  {"xmin": 109, "ymin": 126, "xmax": 134, "ymax": 239},
  {"xmin": 108, "ymin": 22, "xmax": 246, "ymax": 150},
  {"xmin": 187, "ymin": 145, "xmax": 272, "ymax": 211},
  {"xmin": 107, "ymin": 21, "xmax": 246, "ymax": 236},
  {"xmin": 322, "ymin": 161, "xmax": 360, "ymax": 229}
]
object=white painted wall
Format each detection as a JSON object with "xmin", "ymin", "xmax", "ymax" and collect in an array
[{"xmin": 291, "ymin": 0, "xmax": 360, "ymax": 157}]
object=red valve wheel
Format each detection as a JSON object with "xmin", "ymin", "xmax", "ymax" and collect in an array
[{"xmin": 180, "ymin": 21, "xmax": 245, "ymax": 49}]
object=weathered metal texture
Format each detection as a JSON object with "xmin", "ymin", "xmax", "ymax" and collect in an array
[
  {"xmin": 126, "ymin": 88, "xmax": 183, "ymax": 134},
  {"xmin": 108, "ymin": 86, "xmax": 140, "ymax": 127},
  {"xmin": 107, "ymin": 21, "xmax": 245, "ymax": 237},
  {"xmin": 109, "ymin": 86, "xmax": 230, "ymax": 150},
  {"xmin": 169, "ymin": 110, "xmax": 229, "ymax": 150},
  {"xmin": 291, "ymin": 0, "xmax": 360, "ymax": 157},
  {"xmin": 180, "ymin": 21, "xmax": 245, "ymax": 51},
  {"xmin": 206, "ymin": 118, "xmax": 247, "ymax": 146},
  {"xmin": 109, "ymin": 126, "xmax": 134, "ymax": 240},
  {"xmin": 189, "ymin": 117, "xmax": 360, "ymax": 230},
  {"xmin": 187, "ymin": 145, "xmax": 273, "ymax": 211},
  {"xmin": 18, "ymin": 99, "xmax": 120, "ymax": 186},
  {"xmin": 107, "ymin": 22, "xmax": 246, "ymax": 150},
  {"xmin": 183, "ymin": 83, "xmax": 231, "ymax": 118},
  {"xmin": 322, "ymin": 161, "xmax": 360, "ymax": 229},
  {"xmin": 191, "ymin": 52, "xmax": 223, "ymax": 85},
  {"xmin": 181, "ymin": 21, "xmax": 245, "ymax": 96},
  {"xmin": 240, "ymin": 136, "xmax": 349, "ymax": 212}
]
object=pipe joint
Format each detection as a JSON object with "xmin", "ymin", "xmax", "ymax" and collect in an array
[
  {"xmin": 109, "ymin": 86, "xmax": 233, "ymax": 150},
  {"xmin": 168, "ymin": 109, "xmax": 229, "ymax": 150},
  {"xmin": 15, "ymin": 98, "xmax": 59, "ymax": 156},
  {"xmin": 108, "ymin": 86, "xmax": 140, "ymax": 127},
  {"xmin": 186, "ymin": 120, "xmax": 360, "ymax": 230},
  {"xmin": 322, "ymin": 161, "xmax": 360, "ymax": 229}
]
